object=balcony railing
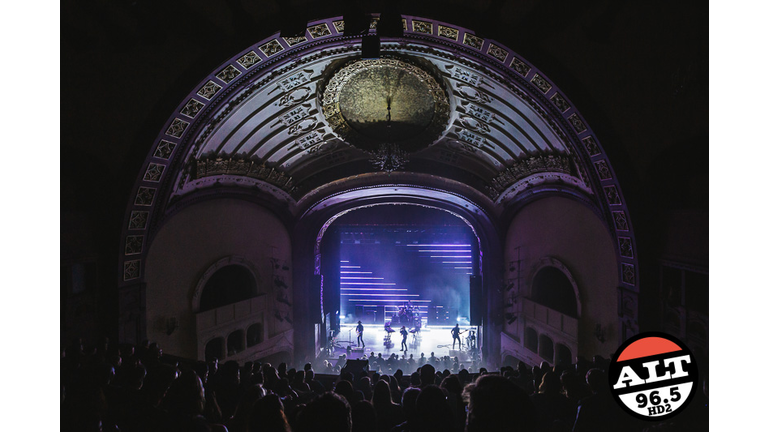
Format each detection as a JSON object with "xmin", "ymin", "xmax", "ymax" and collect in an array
[
  {"xmin": 196, "ymin": 294, "xmax": 267, "ymax": 331},
  {"xmin": 520, "ymin": 297, "xmax": 578, "ymax": 338}
]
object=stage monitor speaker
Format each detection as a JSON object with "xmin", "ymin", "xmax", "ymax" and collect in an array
[
  {"xmin": 470, "ymin": 275, "xmax": 483, "ymax": 326},
  {"xmin": 310, "ymin": 275, "xmax": 322, "ymax": 323}
]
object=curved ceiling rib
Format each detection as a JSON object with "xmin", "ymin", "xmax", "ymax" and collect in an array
[{"xmin": 186, "ymin": 42, "xmax": 571, "ymax": 195}]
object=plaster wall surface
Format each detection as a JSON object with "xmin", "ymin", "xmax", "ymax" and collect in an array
[
  {"xmin": 504, "ymin": 196, "xmax": 619, "ymax": 360},
  {"xmin": 144, "ymin": 198, "xmax": 293, "ymax": 359}
]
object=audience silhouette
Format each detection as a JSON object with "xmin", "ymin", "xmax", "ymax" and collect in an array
[{"xmin": 60, "ymin": 339, "xmax": 707, "ymax": 431}]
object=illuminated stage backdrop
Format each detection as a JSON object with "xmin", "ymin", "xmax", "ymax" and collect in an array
[{"xmin": 338, "ymin": 225, "xmax": 476, "ymax": 325}]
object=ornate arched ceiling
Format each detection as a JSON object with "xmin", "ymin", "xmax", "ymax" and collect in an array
[{"xmin": 120, "ymin": 15, "xmax": 637, "ymax": 298}]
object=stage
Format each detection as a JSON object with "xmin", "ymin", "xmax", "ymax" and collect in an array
[{"xmin": 328, "ymin": 324, "xmax": 480, "ymax": 363}]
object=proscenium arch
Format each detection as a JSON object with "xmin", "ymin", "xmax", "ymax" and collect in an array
[
  {"xmin": 291, "ymin": 182, "xmax": 505, "ymax": 362},
  {"xmin": 315, "ymin": 203, "xmax": 484, "ymax": 259},
  {"xmin": 119, "ymin": 13, "xmax": 640, "ymax": 358},
  {"xmin": 314, "ymin": 202, "xmax": 484, "ymax": 279}
]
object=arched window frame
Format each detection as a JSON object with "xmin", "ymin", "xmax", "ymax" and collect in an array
[
  {"xmin": 527, "ymin": 257, "xmax": 582, "ymax": 318},
  {"xmin": 247, "ymin": 323, "xmax": 264, "ymax": 347},
  {"xmin": 524, "ymin": 327, "xmax": 539, "ymax": 353},
  {"xmin": 554, "ymin": 342, "xmax": 573, "ymax": 366},
  {"xmin": 204, "ymin": 336, "xmax": 225, "ymax": 361},
  {"xmin": 539, "ymin": 334, "xmax": 554, "ymax": 362},
  {"xmin": 227, "ymin": 329, "xmax": 245, "ymax": 356},
  {"xmin": 192, "ymin": 256, "xmax": 262, "ymax": 313}
]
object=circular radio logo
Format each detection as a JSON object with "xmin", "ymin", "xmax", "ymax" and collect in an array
[{"xmin": 609, "ymin": 332, "xmax": 698, "ymax": 421}]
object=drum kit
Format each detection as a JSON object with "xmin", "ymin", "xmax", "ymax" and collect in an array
[
  {"xmin": 384, "ymin": 303, "xmax": 422, "ymax": 348},
  {"xmin": 390, "ymin": 303, "xmax": 419, "ymax": 326}
]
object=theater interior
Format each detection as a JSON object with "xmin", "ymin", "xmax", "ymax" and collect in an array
[{"xmin": 60, "ymin": 0, "xmax": 708, "ymax": 420}]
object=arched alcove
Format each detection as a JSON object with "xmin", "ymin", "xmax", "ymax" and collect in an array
[
  {"xmin": 504, "ymin": 196, "xmax": 618, "ymax": 361},
  {"xmin": 532, "ymin": 266, "xmax": 578, "ymax": 318},
  {"xmin": 227, "ymin": 329, "xmax": 245, "ymax": 356},
  {"xmin": 539, "ymin": 334, "xmax": 554, "ymax": 362},
  {"xmin": 525, "ymin": 327, "xmax": 538, "ymax": 353},
  {"xmin": 200, "ymin": 265, "xmax": 258, "ymax": 312},
  {"xmin": 205, "ymin": 337, "xmax": 224, "ymax": 361},
  {"xmin": 555, "ymin": 343, "xmax": 572, "ymax": 367},
  {"xmin": 247, "ymin": 323, "xmax": 263, "ymax": 347}
]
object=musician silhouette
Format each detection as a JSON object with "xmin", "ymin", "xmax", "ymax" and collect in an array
[
  {"xmin": 451, "ymin": 323, "xmax": 463, "ymax": 349},
  {"xmin": 400, "ymin": 325, "xmax": 408, "ymax": 351},
  {"xmin": 356, "ymin": 320, "xmax": 365, "ymax": 347}
]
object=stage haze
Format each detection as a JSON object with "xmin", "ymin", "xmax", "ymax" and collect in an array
[{"xmin": 338, "ymin": 226, "xmax": 476, "ymax": 327}]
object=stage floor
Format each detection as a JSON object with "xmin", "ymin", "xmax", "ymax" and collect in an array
[{"xmin": 330, "ymin": 324, "xmax": 479, "ymax": 363}]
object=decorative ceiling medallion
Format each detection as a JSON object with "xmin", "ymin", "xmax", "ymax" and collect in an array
[
  {"xmin": 511, "ymin": 57, "xmax": 531, "ymax": 77},
  {"xmin": 128, "ymin": 211, "xmax": 149, "ymax": 230},
  {"xmin": 487, "ymin": 43, "xmax": 509, "ymax": 63},
  {"xmin": 165, "ymin": 118, "xmax": 189, "ymax": 138},
  {"xmin": 308, "ymin": 23, "xmax": 331, "ymax": 38},
  {"xmin": 197, "ymin": 80, "xmax": 222, "ymax": 100},
  {"xmin": 143, "ymin": 163, "xmax": 166, "ymax": 182},
  {"xmin": 550, "ymin": 92, "xmax": 571, "ymax": 113},
  {"xmin": 123, "ymin": 260, "xmax": 140, "ymax": 281},
  {"xmin": 134, "ymin": 187, "xmax": 156, "ymax": 206},
  {"xmin": 237, "ymin": 51, "xmax": 262, "ymax": 69},
  {"xmin": 531, "ymin": 73, "xmax": 552, "ymax": 94},
  {"xmin": 283, "ymin": 35, "xmax": 307, "ymax": 46},
  {"xmin": 216, "ymin": 64, "xmax": 242, "ymax": 83},
  {"xmin": 259, "ymin": 39, "xmax": 284, "ymax": 57},
  {"xmin": 321, "ymin": 57, "xmax": 450, "ymax": 154},
  {"xmin": 613, "ymin": 211, "xmax": 630, "ymax": 231},
  {"xmin": 412, "ymin": 20, "xmax": 433, "ymax": 34},
  {"xmin": 568, "ymin": 113, "xmax": 587, "ymax": 133},
  {"xmin": 180, "ymin": 98, "xmax": 205, "ymax": 118},
  {"xmin": 153, "ymin": 140, "xmax": 176, "ymax": 159},
  {"xmin": 604, "ymin": 185, "xmax": 622, "ymax": 205},
  {"xmin": 463, "ymin": 33, "xmax": 484, "ymax": 50},
  {"xmin": 438, "ymin": 25, "xmax": 459, "ymax": 40},
  {"xmin": 582, "ymin": 136, "xmax": 601, "ymax": 156}
]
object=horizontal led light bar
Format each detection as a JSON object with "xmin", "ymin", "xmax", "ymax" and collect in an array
[
  {"xmin": 340, "ymin": 266, "xmax": 361, "ymax": 268},
  {"xmin": 340, "ymin": 288, "xmax": 407, "ymax": 291},
  {"xmin": 442, "ymin": 261, "xmax": 472, "ymax": 264},
  {"xmin": 340, "ymin": 260, "xmax": 350, "ymax": 263},
  {"xmin": 340, "ymin": 271, "xmax": 372, "ymax": 274},
  {"xmin": 407, "ymin": 244, "xmax": 471, "ymax": 247},
  {"xmin": 340, "ymin": 282, "xmax": 396, "ymax": 285},
  {"xmin": 340, "ymin": 277, "xmax": 384, "ymax": 280},
  {"xmin": 341, "ymin": 293, "xmax": 420, "ymax": 297},
  {"xmin": 455, "ymin": 267, "xmax": 472, "ymax": 269},
  {"xmin": 418, "ymin": 250, "xmax": 471, "ymax": 253},
  {"xmin": 430, "ymin": 256, "xmax": 471, "ymax": 258},
  {"xmin": 349, "ymin": 299, "xmax": 432, "ymax": 303}
]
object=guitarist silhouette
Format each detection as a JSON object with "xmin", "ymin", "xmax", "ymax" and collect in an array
[
  {"xmin": 451, "ymin": 323, "xmax": 466, "ymax": 349},
  {"xmin": 356, "ymin": 321, "xmax": 365, "ymax": 347}
]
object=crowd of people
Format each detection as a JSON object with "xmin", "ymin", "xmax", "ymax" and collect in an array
[
  {"xmin": 61, "ymin": 338, "xmax": 708, "ymax": 431},
  {"xmin": 331, "ymin": 351, "xmax": 482, "ymax": 377}
]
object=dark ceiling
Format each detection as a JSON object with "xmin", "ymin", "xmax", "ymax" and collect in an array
[{"xmin": 61, "ymin": 0, "xmax": 707, "ymax": 262}]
